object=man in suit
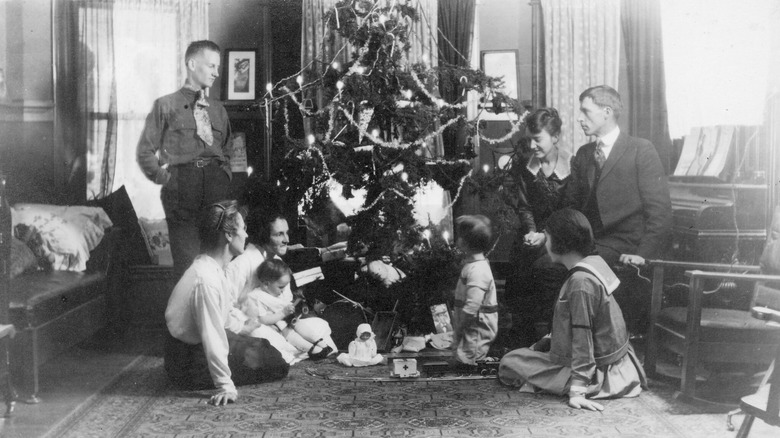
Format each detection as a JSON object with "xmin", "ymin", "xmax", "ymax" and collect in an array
[{"xmin": 563, "ymin": 85, "xmax": 672, "ymax": 334}]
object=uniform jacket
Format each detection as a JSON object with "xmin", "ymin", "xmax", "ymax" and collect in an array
[{"xmin": 137, "ymin": 87, "xmax": 233, "ymax": 185}]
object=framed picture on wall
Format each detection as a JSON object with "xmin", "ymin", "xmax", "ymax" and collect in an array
[
  {"xmin": 223, "ymin": 49, "xmax": 256, "ymax": 101},
  {"xmin": 481, "ymin": 50, "xmax": 520, "ymax": 121}
]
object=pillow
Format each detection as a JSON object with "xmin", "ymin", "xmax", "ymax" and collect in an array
[
  {"xmin": 9, "ymin": 237, "xmax": 39, "ymax": 278},
  {"xmin": 12, "ymin": 203, "xmax": 112, "ymax": 251},
  {"xmin": 12, "ymin": 210, "xmax": 92, "ymax": 271},
  {"xmin": 138, "ymin": 218, "xmax": 173, "ymax": 266},
  {"xmin": 86, "ymin": 186, "xmax": 151, "ymax": 265}
]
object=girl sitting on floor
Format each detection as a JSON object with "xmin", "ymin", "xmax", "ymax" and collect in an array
[
  {"xmin": 498, "ymin": 208, "xmax": 646, "ymax": 411},
  {"xmin": 241, "ymin": 259, "xmax": 338, "ymax": 361}
]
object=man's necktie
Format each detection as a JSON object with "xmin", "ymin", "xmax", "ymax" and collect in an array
[
  {"xmin": 194, "ymin": 89, "xmax": 214, "ymax": 146},
  {"xmin": 594, "ymin": 141, "xmax": 606, "ymax": 169}
]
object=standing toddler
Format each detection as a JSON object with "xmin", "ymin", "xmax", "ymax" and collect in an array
[{"xmin": 451, "ymin": 215, "xmax": 498, "ymax": 365}]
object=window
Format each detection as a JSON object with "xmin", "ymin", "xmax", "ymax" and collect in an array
[{"xmin": 661, "ymin": 0, "xmax": 771, "ymax": 138}]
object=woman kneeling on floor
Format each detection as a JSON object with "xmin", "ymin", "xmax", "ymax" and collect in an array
[
  {"xmin": 164, "ymin": 201, "xmax": 289, "ymax": 406},
  {"xmin": 498, "ymin": 208, "xmax": 646, "ymax": 411}
]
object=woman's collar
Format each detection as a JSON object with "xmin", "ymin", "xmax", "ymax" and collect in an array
[{"xmin": 526, "ymin": 147, "xmax": 571, "ymax": 179}]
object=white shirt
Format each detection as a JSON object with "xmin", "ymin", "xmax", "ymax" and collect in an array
[
  {"xmin": 225, "ymin": 243, "xmax": 293, "ymax": 304},
  {"xmin": 165, "ymin": 255, "xmax": 243, "ymax": 394},
  {"xmin": 225, "ymin": 243, "xmax": 266, "ymax": 303},
  {"xmin": 597, "ymin": 126, "xmax": 620, "ymax": 160}
]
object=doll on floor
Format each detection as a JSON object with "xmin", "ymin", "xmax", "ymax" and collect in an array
[
  {"xmin": 241, "ymin": 259, "xmax": 338, "ymax": 361},
  {"xmin": 337, "ymin": 323, "xmax": 385, "ymax": 367}
]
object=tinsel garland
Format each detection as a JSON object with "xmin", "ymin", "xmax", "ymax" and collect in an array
[{"xmin": 248, "ymin": 0, "xmax": 527, "ymax": 261}]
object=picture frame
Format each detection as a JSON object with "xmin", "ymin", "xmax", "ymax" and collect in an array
[
  {"xmin": 481, "ymin": 50, "xmax": 520, "ymax": 121},
  {"xmin": 430, "ymin": 303, "xmax": 453, "ymax": 334},
  {"xmin": 223, "ymin": 49, "xmax": 257, "ymax": 101}
]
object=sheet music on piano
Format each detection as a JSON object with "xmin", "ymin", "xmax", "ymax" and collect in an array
[{"xmin": 673, "ymin": 125, "xmax": 735, "ymax": 182}]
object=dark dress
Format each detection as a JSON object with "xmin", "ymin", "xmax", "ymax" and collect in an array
[{"xmin": 503, "ymin": 150, "xmax": 570, "ymax": 347}]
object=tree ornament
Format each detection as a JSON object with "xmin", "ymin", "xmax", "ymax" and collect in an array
[{"xmin": 357, "ymin": 104, "xmax": 375, "ymax": 143}]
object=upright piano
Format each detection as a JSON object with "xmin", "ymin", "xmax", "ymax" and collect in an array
[
  {"xmin": 669, "ymin": 180, "xmax": 767, "ymax": 264},
  {"xmin": 668, "ymin": 124, "xmax": 769, "ymax": 264}
]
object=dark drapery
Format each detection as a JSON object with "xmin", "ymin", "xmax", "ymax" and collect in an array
[
  {"xmin": 438, "ymin": 0, "xmax": 475, "ymax": 157},
  {"xmin": 621, "ymin": 0, "xmax": 673, "ymax": 173}
]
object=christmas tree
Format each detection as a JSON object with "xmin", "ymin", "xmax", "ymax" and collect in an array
[{"xmin": 244, "ymin": 0, "xmax": 525, "ymax": 263}]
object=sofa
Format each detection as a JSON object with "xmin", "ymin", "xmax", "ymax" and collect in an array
[
  {"xmin": 8, "ymin": 228, "xmax": 120, "ymax": 402},
  {"xmin": 5, "ymin": 187, "xmax": 147, "ymax": 402}
]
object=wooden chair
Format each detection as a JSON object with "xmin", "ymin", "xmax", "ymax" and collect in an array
[
  {"xmin": 644, "ymin": 262, "xmax": 780, "ymax": 403},
  {"xmin": 731, "ymin": 288, "xmax": 780, "ymax": 437}
]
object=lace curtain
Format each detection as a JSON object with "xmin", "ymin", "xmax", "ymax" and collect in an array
[
  {"xmin": 56, "ymin": 0, "xmax": 208, "ymax": 219},
  {"xmin": 541, "ymin": 0, "xmax": 621, "ymax": 154}
]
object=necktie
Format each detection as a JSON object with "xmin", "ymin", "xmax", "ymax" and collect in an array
[
  {"xmin": 194, "ymin": 89, "xmax": 214, "ymax": 146},
  {"xmin": 594, "ymin": 141, "xmax": 606, "ymax": 169}
]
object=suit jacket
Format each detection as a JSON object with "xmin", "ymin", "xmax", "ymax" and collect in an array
[{"xmin": 563, "ymin": 132, "xmax": 672, "ymax": 260}]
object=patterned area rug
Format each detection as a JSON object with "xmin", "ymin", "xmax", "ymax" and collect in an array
[{"xmin": 44, "ymin": 354, "xmax": 769, "ymax": 438}]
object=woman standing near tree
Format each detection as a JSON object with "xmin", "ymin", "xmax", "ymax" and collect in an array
[{"xmin": 503, "ymin": 108, "xmax": 571, "ymax": 348}]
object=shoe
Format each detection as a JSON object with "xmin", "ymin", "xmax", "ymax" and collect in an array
[{"xmin": 308, "ymin": 338, "xmax": 333, "ymax": 360}]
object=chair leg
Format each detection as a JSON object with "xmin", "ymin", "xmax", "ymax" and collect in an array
[
  {"xmin": 1, "ymin": 338, "xmax": 14, "ymax": 417},
  {"xmin": 735, "ymin": 413, "xmax": 755, "ymax": 438},
  {"xmin": 680, "ymin": 276, "xmax": 704, "ymax": 400},
  {"xmin": 645, "ymin": 266, "xmax": 664, "ymax": 377},
  {"xmin": 679, "ymin": 344, "xmax": 699, "ymax": 399},
  {"xmin": 644, "ymin": 326, "xmax": 659, "ymax": 377},
  {"xmin": 726, "ymin": 408, "xmax": 742, "ymax": 432},
  {"xmin": 2, "ymin": 373, "xmax": 14, "ymax": 417},
  {"xmin": 10, "ymin": 331, "xmax": 41, "ymax": 404}
]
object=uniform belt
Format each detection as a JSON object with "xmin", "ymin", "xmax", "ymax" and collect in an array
[
  {"xmin": 453, "ymin": 300, "xmax": 498, "ymax": 314},
  {"xmin": 173, "ymin": 157, "xmax": 220, "ymax": 168}
]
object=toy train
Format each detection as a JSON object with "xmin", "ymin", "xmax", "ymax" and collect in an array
[
  {"xmin": 475, "ymin": 358, "xmax": 500, "ymax": 376},
  {"xmin": 421, "ymin": 358, "xmax": 501, "ymax": 377}
]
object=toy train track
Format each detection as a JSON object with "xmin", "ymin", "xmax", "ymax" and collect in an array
[
  {"xmin": 305, "ymin": 368, "xmax": 497, "ymax": 382},
  {"xmin": 305, "ymin": 358, "xmax": 501, "ymax": 382}
]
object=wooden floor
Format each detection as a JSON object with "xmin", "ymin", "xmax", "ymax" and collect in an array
[
  {"xmin": 0, "ymin": 326, "xmax": 166, "ymax": 438},
  {"xmin": 0, "ymin": 326, "xmax": 777, "ymax": 438}
]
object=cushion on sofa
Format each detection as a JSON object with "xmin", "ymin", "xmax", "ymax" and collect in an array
[
  {"xmin": 11, "ymin": 203, "xmax": 114, "ymax": 272},
  {"xmin": 10, "ymin": 237, "xmax": 38, "ymax": 278},
  {"xmin": 12, "ymin": 203, "xmax": 112, "ymax": 250},
  {"xmin": 85, "ymin": 185, "xmax": 151, "ymax": 265},
  {"xmin": 12, "ymin": 211, "xmax": 92, "ymax": 271},
  {"xmin": 138, "ymin": 218, "xmax": 172, "ymax": 266}
]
